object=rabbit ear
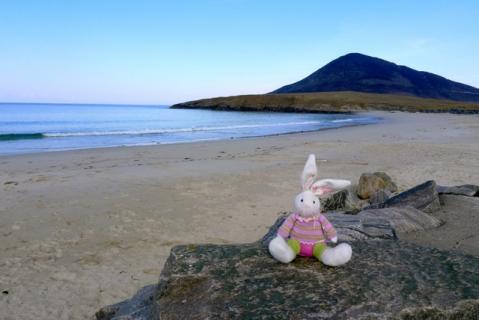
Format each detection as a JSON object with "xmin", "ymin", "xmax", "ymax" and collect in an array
[
  {"xmin": 301, "ymin": 154, "xmax": 317, "ymax": 190},
  {"xmin": 311, "ymin": 179, "xmax": 351, "ymax": 196}
]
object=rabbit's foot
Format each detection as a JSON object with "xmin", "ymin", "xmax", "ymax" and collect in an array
[
  {"xmin": 269, "ymin": 236, "xmax": 296, "ymax": 263},
  {"xmin": 319, "ymin": 243, "xmax": 352, "ymax": 266}
]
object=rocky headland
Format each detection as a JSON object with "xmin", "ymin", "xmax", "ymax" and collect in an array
[
  {"xmin": 171, "ymin": 92, "xmax": 479, "ymax": 114},
  {"xmin": 171, "ymin": 53, "xmax": 479, "ymax": 114}
]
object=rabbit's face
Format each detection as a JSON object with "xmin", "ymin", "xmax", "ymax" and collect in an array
[{"xmin": 294, "ymin": 190, "xmax": 321, "ymax": 217}]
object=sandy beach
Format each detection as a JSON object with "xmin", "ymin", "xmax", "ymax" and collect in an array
[{"xmin": 1, "ymin": 111, "xmax": 479, "ymax": 319}]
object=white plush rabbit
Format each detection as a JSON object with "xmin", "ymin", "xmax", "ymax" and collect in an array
[{"xmin": 268, "ymin": 154, "xmax": 353, "ymax": 266}]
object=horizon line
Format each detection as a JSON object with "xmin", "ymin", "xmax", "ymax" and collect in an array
[{"xmin": 0, "ymin": 101, "xmax": 172, "ymax": 107}]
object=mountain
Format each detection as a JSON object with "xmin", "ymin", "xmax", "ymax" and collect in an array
[{"xmin": 273, "ymin": 53, "xmax": 479, "ymax": 102}]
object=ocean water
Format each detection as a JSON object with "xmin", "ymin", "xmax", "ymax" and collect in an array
[{"xmin": 0, "ymin": 103, "xmax": 380, "ymax": 155}]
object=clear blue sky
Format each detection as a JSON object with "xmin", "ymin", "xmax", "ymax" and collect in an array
[{"xmin": 1, "ymin": 0, "xmax": 478, "ymax": 105}]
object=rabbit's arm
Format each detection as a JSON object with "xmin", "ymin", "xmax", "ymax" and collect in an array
[
  {"xmin": 277, "ymin": 214, "xmax": 296, "ymax": 239},
  {"xmin": 319, "ymin": 215, "xmax": 337, "ymax": 241}
]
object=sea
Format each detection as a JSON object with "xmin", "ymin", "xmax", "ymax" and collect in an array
[{"xmin": 0, "ymin": 103, "xmax": 381, "ymax": 155}]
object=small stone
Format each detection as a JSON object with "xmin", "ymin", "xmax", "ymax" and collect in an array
[
  {"xmin": 357, "ymin": 172, "xmax": 397, "ymax": 199},
  {"xmin": 357, "ymin": 173, "xmax": 385, "ymax": 199},
  {"xmin": 373, "ymin": 172, "xmax": 398, "ymax": 192},
  {"xmin": 51, "ymin": 271, "xmax": 77, "ymax": 282}
]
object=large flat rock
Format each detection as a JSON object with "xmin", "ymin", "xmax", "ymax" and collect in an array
[
  {"xmin": 150, "ymin": 240, "xmax": 479, "ymax": 319},
  {"xmin": 97, "ymin": 238, "xmax": 479, "ymax": 319},
  {"xmin": 96, "ymin": 182, "xmax": 479, "ymax": 320}
]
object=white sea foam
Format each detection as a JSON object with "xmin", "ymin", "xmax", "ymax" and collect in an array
[
  {"xmin": 331, "ymin": 118, "xmax": 354, "ymax": 123},
  {"xmin": 43, "ymin": 120, "xmax": 330, "ymax": 137}
]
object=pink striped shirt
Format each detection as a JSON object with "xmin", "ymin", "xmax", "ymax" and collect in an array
[{"xmin": 278, "ymin": 213, "xmax": 337, "ymax": 244}]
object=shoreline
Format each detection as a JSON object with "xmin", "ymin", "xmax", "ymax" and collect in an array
[
  {"xmin": 0, "ymin": 112, "xmax": 383, "ymax": 158},
  {"xmin": 172, "ymin": 103, "xmax": 479, "ymax": 114},
  {"xmin": 1, "ymin": 111, "xmax": 478, "ymax": 319}
]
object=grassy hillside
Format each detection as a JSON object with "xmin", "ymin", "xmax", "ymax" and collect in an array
[{"xmin": 171, "ymin": 91, "xmax": 479, "ymax": 113}]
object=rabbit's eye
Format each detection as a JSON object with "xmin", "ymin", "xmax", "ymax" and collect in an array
[
  {"xmin": 300, "ymin": 199, "xmax": 303, "ymax": 202},
  {"xmin": 313, "ymin": 201, "xmax": 316, "ymax": 204}
]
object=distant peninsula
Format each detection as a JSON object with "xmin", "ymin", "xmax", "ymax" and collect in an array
[{"xmin": 171, "ymin": 53, "xmax": 479, "ymax": 113}]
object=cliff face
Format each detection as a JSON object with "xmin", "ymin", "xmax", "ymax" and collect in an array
[{"xmin": 273, "ymin": 53, "xmax": 479, "ymax": 102}]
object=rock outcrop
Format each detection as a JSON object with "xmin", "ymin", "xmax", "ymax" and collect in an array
[
  {"xmin": 97, "ymin": 238, "xmax": 479, "ymax": 320},
  {"xmin": 260, "ymin": 207, "xmax": 442, "ymax": 245},
  {"xmin": 96, "ymin": 182, "xmax": 479, "ymax": 320}
]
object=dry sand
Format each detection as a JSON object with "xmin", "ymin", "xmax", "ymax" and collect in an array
[{"xmin": 0, "ymin": 111, "xmax": 478, "ymax": 319}]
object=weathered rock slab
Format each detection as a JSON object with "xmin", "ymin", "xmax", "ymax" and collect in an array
[
  {"xmin": 261, "ymin": 207, "xmax": 443, "ymax": 245},
  {"xmin": 96, "ymin": 284, "xmax": 156, "ymax": 320},
  {"xmin": 437, "ymin": 184, "xmax": 479, "ymax": 197},
  {"xmin": 97, "ymin": 240, "xmax": 479, "ymax": 320},
  {"xmin": 369, "ymin": 180, "xmax": 441, "ymax": 213},
  {"xmin": 369, "ymin": 189, "xmax": 391, "ymax": 206},
  {"xmin": 149, "ymin": 240, "xmax": 479, "ymax": 319},
  {"xmin": 334, "ymin": 207, "xmax": 443, "ymax": 241}
]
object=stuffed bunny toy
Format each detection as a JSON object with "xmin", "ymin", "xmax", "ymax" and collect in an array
[{"xmin": 268, "ymin": 154, "xmax": 352, "ymax": 266}]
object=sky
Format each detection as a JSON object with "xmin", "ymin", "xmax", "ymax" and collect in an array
[{"xmin": 1, "ymin": 0, "xmax": 478, "ymax": 105}]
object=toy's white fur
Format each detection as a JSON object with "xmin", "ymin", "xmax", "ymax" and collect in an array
[
  {"xmin": 268, "ymin": 153, "xmax": 353, "ymax": 266},
  {"xmin": 301, "ymin": 154, "xmax": 318, "ymax": 191},
  {"xmin": 320, "ymin": 243, "xmax": 353, "ymax": 266},
  {"xmin": 312, "ymin": 178, "xmax": 351, "ymax": 196},
  {"xmin": 268, "ymin": 235, "xmax": 296, "ymax": 263}
]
